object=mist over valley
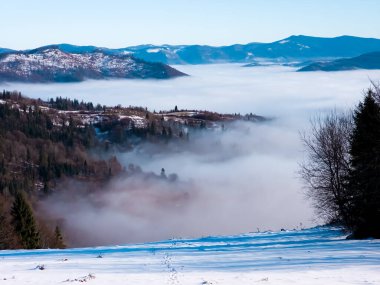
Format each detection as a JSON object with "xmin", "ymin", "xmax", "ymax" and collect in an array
[{"xmin": 3, "ymin": 64, "xmax": 379, "ymax": 246}]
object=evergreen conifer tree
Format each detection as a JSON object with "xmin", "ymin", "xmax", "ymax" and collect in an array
[
  {"xmin": 11, "ymin": 192, "xmax": 41, "ymax": 249},
  {"xmin": 348, "ymin": 90, "xmax": 380, "ymax": 238}
]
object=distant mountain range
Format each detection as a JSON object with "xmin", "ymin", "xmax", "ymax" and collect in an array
[
  {"xmin": 2, "ymin": 35, "xmax": 380, "ymax": 65},
  {"xmin": 121, "ymin": 35, "xmax": 380, "ymax": 64},
  {"xmin": 1, "ymin": 35, "xmax": 380, "ymax": 82},
  {"xmin": 0, "ymin": 47, "xmax": 186, "ymax": 83},
  {"xmin": 298, "ymin": 51, "xmax": 380, "ymax": 72}
]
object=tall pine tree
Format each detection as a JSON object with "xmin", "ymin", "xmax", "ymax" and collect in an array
[
  {"xmin": 11, "ymin": 192, "xmax": 41, "ymax": 249},
  {"xmin": 348, "ymin": 90, "xmax": 380, "ymax": 238}
]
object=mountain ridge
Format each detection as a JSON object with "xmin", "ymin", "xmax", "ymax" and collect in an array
[
  {"xmin": 0, "ymin": 48, "xmax": 187, "ymax": 83},
  {"xmin": 298, "ymin": 51, "xmax": 380, "ymax": 71},
  {"xmin": 2, "ymin": 35, "xmax": 380, "ymax": 64}
]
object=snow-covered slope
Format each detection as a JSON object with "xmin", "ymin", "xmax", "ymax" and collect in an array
[
  {"xmin": 0, "ymin": 48, "xmax": 186, "ymax": 83},
  {"xmin": 1, "ymin": 227, "xmax": 379, "ymax": 284}
]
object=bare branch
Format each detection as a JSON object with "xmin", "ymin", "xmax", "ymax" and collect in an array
[{"xmin": 299, "ymin": 110, "xmax": 353, "ymax": 223}]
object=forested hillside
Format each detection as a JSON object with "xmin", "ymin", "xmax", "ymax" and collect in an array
[
  {"xmin": 0, "ymin": 90, "xmax": 263, "ymax": 249},
  {"xmin": 0, "ymin": 92, "xmax": 123, "ymax": 249}
]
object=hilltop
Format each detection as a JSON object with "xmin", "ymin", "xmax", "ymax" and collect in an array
[
  {"xmin": 0, "ymin": 48, "xmax": 186, "ymax": 83},
  {"xmin": 0, "ymin": 90, "xmax": 264, "ymax": 249},
  {"xmin": 298, "ymin": 51, "xmax": 380, "ymax": 71}
]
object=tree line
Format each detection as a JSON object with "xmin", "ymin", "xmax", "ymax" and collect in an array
[
  {"xmin": 0, "ymin": 90, "xmax": 263, "ymax": 249},
  {"xmin": 0, "ymin": 91, "xmax": 212, "ymax": 249}
]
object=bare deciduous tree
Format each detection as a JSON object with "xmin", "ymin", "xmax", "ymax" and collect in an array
[{"xmin": 300, "ymin": 110, "xmax": 353, "ymax": 223}]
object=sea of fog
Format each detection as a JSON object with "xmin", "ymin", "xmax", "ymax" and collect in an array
[
  {"xmin": 2, "ymin": 65, "xmax": 380, "ymax": 246},
  {"xmin": 2, "ymin": 64, "xmax": 378, "ymax": 117}
]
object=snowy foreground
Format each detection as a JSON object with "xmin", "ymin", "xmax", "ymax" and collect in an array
[{"xmin": 1, "ymin": 227, "xmax": 379, "ymax": 284}]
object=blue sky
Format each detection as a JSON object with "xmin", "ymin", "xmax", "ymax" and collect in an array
[{"xmin": 2, "ymin": 0, "xmax": 380, "ymax": 49}]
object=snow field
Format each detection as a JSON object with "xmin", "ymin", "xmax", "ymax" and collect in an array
[{"xmin": 1, "ymin": 227, "xmax": 379, "ymax": 284}]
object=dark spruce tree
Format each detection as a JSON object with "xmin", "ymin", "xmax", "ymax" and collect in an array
[
  {"xmin": 348, "ymin": 90, "xmax": 380, "ymax": 238},
  {"xmin": 11, "ymin": 192, "xmax": 41, "ymax": 249}
]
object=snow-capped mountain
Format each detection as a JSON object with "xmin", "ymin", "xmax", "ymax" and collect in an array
[{"xmin": 0, "ymin": 47, "xmax": 186, "ymax": 83}]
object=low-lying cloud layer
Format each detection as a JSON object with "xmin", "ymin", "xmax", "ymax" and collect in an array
[
  {"xmin": 40, "ymin": 121, "xmax": 312, "ymax": 246},
  {"xmin": 3, "ymin": 64, "xmax": 379, "ymax": 116},
  {"xmin": 4, "ymin": 65, "xmax": 380, "ymax": 246}
]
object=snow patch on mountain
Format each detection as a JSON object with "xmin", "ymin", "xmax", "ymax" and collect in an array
[
  {"xmin": 297, "ymin": 43, "xmax": 310, "ymax": 49},
  {"xmin": 147, "ymin": 48, "xmax": 162, "ymax": 53}
]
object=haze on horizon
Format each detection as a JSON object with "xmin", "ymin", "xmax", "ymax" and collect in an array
[{"xmin": 2, "ymin": 0, "xmax": 380, "ymax": 50}]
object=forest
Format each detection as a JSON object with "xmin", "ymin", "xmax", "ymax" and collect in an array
[
  {"xmin": 0, "ymin": 90, "xmax": 260, "ymax": 249},
  {"xmin": 0, "ymin": 91, "xmax": 124, "ymax": 249}
]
